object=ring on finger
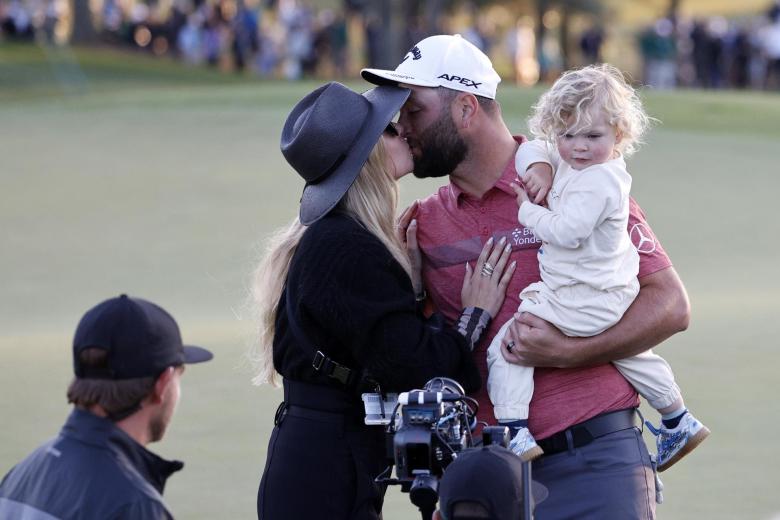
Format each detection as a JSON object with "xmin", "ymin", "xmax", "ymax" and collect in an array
[
  {"xmin": 480, "ymin": 265, "xmax": 494, "ymax": 277},
  {"xmin": 507, "ymin": 341, "xmax": 515, "ymax": 353}
]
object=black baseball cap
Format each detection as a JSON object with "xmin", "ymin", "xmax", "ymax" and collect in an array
[
  {"xmin": 73, "ymin": 294, "xmax": 213, "ymax": 379},
  {"xmin": 438, "ymin": 445, "xmax": 548, "ymax": 520}
]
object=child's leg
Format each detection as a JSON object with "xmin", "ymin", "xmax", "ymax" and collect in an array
[
  {"xmin": 486, "ymin": 318, "xmax": 542, "ymax": 461},
  {"xmin": 519, "ymin": 281, "xmax": 636, "ymax": 337},
  {"xmin": 486, "ymin": 318, "xmax": 533, "ymax": 423},
  {"xmin": 612, "ymin": 350, "xmax": 682, "ymax": 411},
  {"xmin": 613, "ymin": 352, "xmax": 709, "ymax": 471}
]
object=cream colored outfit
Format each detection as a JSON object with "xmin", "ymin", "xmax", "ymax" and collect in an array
[{"xmin": 487, "ymin": 140, "xmax": 681, "ymax": 421}]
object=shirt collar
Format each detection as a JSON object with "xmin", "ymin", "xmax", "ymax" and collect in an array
[
  {"xmin": 63, "ymin": 408, "xmax": 184, "ymax": 493},
  {"xmin": 448, "ymin": 135, "xmax": 526, "ymax": 204}
]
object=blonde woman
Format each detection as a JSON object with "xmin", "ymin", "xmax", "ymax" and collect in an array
[
  {"xmin": 252, "ymin": 82, "xmax": 515, "ymax": 520},
  {"xmin": 487, "ymin": 64, "xmax": 709, "ymax": 471}
]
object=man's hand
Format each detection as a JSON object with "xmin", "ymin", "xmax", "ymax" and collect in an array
[
  {"xmin": 501, "ymin": 313, "xmax": 576, "ymax": 368},
  {"xmin": 502, "ymin": 267, "xmax": 691, "ymax": 368},
  {"xmin": 523, "ymin": 162, "xmax": 553, "ymax": 204}
]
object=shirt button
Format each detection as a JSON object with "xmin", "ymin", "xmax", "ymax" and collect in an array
[
  {"xmin": 480, "ymin": 207, "xmax": 486, "ymax": 214},
  {"xmin": 481, "ymin": 227, "xmax": 489, "ymax": 235}
]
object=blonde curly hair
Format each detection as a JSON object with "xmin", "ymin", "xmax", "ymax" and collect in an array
[{"xmin": 528, "ymin": 63, "xmax": 653, "ymax": 157}]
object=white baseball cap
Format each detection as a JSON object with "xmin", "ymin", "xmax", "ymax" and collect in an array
[{"xmin": 361, "ymin": 34, "xmax": 502, "ymax": 100}]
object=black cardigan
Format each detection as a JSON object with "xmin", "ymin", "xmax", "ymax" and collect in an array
[{"xmin": 273, "ymin": 212, "xmax": 481, "ymax": 395}]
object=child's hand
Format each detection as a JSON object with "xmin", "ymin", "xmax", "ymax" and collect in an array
[
  {"xmin": 510, "ymin": 182, "xmax": 530, "ymax": 208},
  {"xmin": 522, "ymin": 163, "xmax": 553, "ymax": 204}
]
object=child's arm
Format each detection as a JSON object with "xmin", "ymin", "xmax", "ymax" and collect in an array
[
  {"xmin": 515, "ymin": 140, "xmax": 560, "ymax": 203},
  {"xmin": 513, "ymin": 166, "xmax": 617, "ymax": 248}
]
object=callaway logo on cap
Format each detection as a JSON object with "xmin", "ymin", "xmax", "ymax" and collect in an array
[{"xmin": 362, "ymin": 34, "xmax": 501, "ymax": 100}]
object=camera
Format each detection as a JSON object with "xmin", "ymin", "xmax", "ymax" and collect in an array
[{"xmin": 364, "ymin": 377, "xmax": 509, "ymax": 519}]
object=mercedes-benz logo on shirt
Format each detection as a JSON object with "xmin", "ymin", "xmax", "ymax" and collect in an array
[{"xmin": 630, "ymin": 223, "xmax": 657, "ymax": 254}]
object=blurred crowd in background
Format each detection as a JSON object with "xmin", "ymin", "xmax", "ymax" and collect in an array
[{"xmin": 2, "ymin": 0, "xmax": 780, "ymax": 90}]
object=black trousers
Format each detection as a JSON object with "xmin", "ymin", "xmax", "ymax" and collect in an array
[{"xmin": 257, "ymin": 381, "xmax": 388, "ymax": 520}]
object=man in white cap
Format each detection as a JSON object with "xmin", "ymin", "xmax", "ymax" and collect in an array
[{"xmin": 363, "ymin": 34, "xmax": 690, "ymax": 518}]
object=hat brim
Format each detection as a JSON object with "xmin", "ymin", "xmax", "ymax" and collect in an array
[
  {"xmin": 361, "ymin": 68, "xmax": 440, "ymax": 89},
  {"xmin": 299, "ymin": 85, "xmax": 411, "ymax": 226},
  {"xmin": 182, "ymin": 345, "xmax": 213, "ymax": 364}
]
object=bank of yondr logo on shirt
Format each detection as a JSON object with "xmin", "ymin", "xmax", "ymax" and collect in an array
[
  {"xmin": 511, "ymin": 227, "xmax": 541, "ymax": 247},
  {"xmin": 630, "ymin": 223, "xmax": 657, "ymax": 254}
]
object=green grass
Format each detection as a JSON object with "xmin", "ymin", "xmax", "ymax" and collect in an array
[{"xmin": 1, "ymin": 44, "xmax": 779, "ymax": 519}]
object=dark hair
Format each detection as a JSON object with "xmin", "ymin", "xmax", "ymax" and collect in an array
[
  {"xmin": 67, "ymin": 348, "xmax": 156, "ymax": 416},
  {"xmin": 437, "ymin": 87, "xmax": 498, "ymax": 117}
]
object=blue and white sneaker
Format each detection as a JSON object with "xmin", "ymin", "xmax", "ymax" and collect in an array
[
  {"xmin": 508, "ymin": 426, "xmax": 544, "ymax": 462},
  {"xmin": 647, "ymin": 412, "xmax": 710, "ymax": 472}
]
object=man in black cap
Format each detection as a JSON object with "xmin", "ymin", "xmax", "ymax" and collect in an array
[
  {"xmin": 0, "ymin": 294, "xmax": 213, "ymax": 519},
  {"xmin": 435, "ymin": 444, "xmax": 547, "ymax": 520}
]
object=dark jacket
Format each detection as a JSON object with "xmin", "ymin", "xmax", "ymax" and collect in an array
[
  {"xmin": 0, "ymin": 409, "xmax": 182, "ymax": 519},
  {"xmin": 273, "ymin": 212, "xmax": 481, "ymax": 397}
]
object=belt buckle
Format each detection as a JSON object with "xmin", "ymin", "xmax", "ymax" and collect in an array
[{"xmin": 312, "ymin": 350, "xmax": 325, "ymax": 371}]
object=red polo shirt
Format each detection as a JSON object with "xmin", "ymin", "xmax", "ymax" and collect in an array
[{"xmin": 415, "ymin": 137, "xmax": 672, "ymax": 439}]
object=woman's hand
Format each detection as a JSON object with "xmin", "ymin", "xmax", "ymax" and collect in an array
[
  {"xmin": 396, "ymin": 201, "xmax": 423, "ymax": 294},
  {"xmin": 461, "ymin": 236, "xmax": 516, "ymax": 318}
]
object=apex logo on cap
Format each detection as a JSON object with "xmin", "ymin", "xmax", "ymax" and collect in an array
[
  {"xmin": 401, "ymin": 45, "xmax": 422, "ymax": 63},
  {"xmin": 437, "ymin": 74, "xmax": 482, "ymax": 89}
]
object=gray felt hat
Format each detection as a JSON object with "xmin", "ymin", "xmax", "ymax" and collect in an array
[{"xmin": 281, "ymin": 82, "xmax": 410, "ymax": 225}]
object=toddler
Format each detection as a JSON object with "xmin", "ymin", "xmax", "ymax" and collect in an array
[{"xmin": 487, "ymin": 64, "xmax": 709, "ymax": 471}]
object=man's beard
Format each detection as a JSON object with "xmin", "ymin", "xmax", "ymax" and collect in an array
[{"xmin": 411, "ymin": 112, "xmax": 468, "ymax": 179}]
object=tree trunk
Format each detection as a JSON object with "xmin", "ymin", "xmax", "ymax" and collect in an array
[
  {"xmin": 535, "ymin": 0, "xmax": 549, "ymax": 80},
  {"xmin": 667, "ymin": 0, "xmax": 681, "ymax": 20},
  {"xmin": 70, "ymin": 0, "xmax": 97, "ymax": 45},
  {"xmin": 423, "ymin": 0, "xmax": 446, "ymax": 35},
  {"xmin": 363, "ymin": 0, "xmax": 406, "ymax": 68},
  {"xmin": 560, "ymin": 6, "xmax": 570, "ymax": 69}
]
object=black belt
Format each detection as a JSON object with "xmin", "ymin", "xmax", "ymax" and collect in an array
[
  {"xmin": 275, "ymin": 379, "xmax": 365, "ymax": 426},
  {"xmin": 284, "ymin": 379, "xmax": 357, "ymax": 413},
  {"xmin": 537, "ymin": 408, "xmax": 638, "ymax": 456}
]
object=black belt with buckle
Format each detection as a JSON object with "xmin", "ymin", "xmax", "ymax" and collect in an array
[
  {"xmin": 274, "ymin": 379, "xmax": 365, "ymax": 427},
  {"xmin": 537, "ymin": 408, "xmax": 638, "ymax": 456}
]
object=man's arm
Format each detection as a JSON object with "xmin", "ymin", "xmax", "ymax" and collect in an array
[{"xmin": 502, "ymin": 266, "xmax": 690, "ymax": 368}]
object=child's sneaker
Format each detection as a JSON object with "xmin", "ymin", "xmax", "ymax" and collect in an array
[
  {"xmin": 647, "ymin": 412, "xmax": 710, "ymax": 472},
  {"xmin": 508, "ymin": 426, "xmax": 544, "ymax": 462}
]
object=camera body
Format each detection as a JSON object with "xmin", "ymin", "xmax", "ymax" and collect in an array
[
  {"xmin": 365, "ymin": 377, "xmax": 538, "ymax": 520},
  {"xmin": 366, "ymin": 377, "xmax": 508, "ymax": 519},
  {"xmin": 392, "ymin": 388, "xmax": 472, "ymax": 483}
]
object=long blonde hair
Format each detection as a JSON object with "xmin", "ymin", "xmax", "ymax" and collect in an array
[{"xmin": 249, "ymin": 138, "xmax": 411, "ymax": 386}]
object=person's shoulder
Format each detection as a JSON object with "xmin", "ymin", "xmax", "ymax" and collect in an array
[
  {"xmin": 0, "ymin": 444, "xmax": 45, "ymax": 490},
  {"xmin": 579, "ymin": 159, "xmax": 629, "ymax": 187},
  {"xmin": 416, "ymin": 184, "xmax": 453, "ymax": 216},
  {"xmin": 0, "ymin": 435, "xmax": 68, "ymax": 484},
  {"xmin": 298, "ymin": 213, "xmax": 390, "ymax": 269},
  {"xmin": 304, "ymin": 212, "xmax": 376, "ymax": 246},
  {"xmin": 582, "ymin": 157, "xmax": 627, "ymax": 175}
]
